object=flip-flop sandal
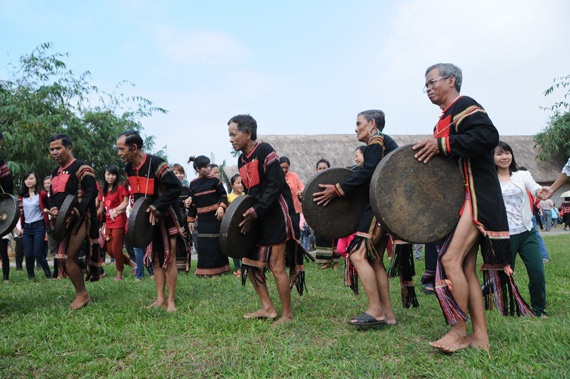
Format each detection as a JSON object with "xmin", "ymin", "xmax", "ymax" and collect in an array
[
  {"xmin": 347, "ymin": 312, "xmax": 386, "ymax": 326},
  {"xmin": 423, "ymin": 282, "xmax": 435, "ymax": 294}
]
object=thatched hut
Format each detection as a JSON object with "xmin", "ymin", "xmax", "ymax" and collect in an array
[{"xmin": 223, "ymin": 135, "xmax": 570, "ymax": 205}]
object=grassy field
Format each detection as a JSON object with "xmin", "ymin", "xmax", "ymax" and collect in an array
[{"xmin": 0, "ymin": 234, "xmax": 569, "ymax": 378}]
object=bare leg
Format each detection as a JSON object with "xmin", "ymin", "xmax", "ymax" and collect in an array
[
  {"xmin": 165, "ymin": 237, "xmax": 178, "ymax": 312},
  {"xmin": 349, "ymin": 242, "xmax": 385, "ymax": 322},
  {"xmin": 463, "ymin": 246, "xmax": 489, "ymax": 350},
  {"xmin": 429, "ymin": 200, "xmax": 481, "ymax": 353},
  {"xmin": 148, "ymin": 256, "xmax": 166, "ymax": 309},
  {"xmin": 244, "ymin": 268, "xmax": 278, "ymax": 319},
  {"xmin": 66, "ymin": 224, "xmax": 91, "ymax": 310},
  {"xmin": 269, "ymin": 243, "xmax": 293, "ymax": 325}
]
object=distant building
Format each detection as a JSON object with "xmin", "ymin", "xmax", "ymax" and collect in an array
[{"xmin": 223, "ymin": 135, "xmax": 570, "ymax": 205}]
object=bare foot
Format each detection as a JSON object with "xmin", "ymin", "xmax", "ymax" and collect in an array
[
  {"xmin": 166, "ymin": 301, "xmax": 177, "ymax": 313},
  {"xmin": 320, "ymin": 263, "xmax": 331, "ymax": 269},
  {"xmin": 272, "ymin": 315, "xmax": 293, "ymax": 326},
  {"xmin": 145, "ymin": 299, "xmax": 166, "ymax": 309},
  {"xmin": 333, "ymin": 263, "xmax": 339, "ymax": 271},
  {"xmin": 466, "ymin": 335, "xmax": 490, "ymax": 351},
  {"xmin": 243, "ymin": 308, "xmax": 277, "ymax": 319},
  {"xmin": 429, "ymin": 330, "xmax": 469, "ymax": 353},
  {"xmin": 69, "ymin": 294, "xmax": 91, "ymax": 310}
]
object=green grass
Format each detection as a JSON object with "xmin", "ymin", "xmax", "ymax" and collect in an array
[{"xmin": 1, "ymin": 235, "xmax": 569, "ymax": 378}]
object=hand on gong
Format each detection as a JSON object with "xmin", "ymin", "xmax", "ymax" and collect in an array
[
  {"xmin": 413, "ymin": 138, "xmax": 440, "ymax": 163},
  {"xmin": 65, "ymin": 209, "xmax": 76, "ymax": 229},
  {"xmin": 239, "ymin": 211, "xmax": 254, "ymax": 234},
  {"xmin": 313, "ymin": 184, "xmax": 337, "ymax": 207},
  {"xmin": 147, "ymin": 208, "xmax": 157, "ymax": 226}
]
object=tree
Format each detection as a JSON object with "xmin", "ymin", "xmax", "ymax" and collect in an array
[
  {"xmin": 534, "ymin": 74, "xmax": 570, "ymax": 161},
  {"xmin": 0, "ymin": 43, "xmax": 167, "ymax": 190}
]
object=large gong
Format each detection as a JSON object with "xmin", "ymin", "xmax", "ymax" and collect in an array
[
  {"xmin": 0, "ymin": 194, "xmax": 20, "ymax": 238},
  {"xmin": 219, "ymin": 195, "xmax": 257, "ymax": 259},
  {"xmin": 369, "ymin": 144, "xmax": 464, "ymax": 243},
  {"xmin": 302, "ymin": 167, "xmax": 368, "ymax": 239},
  {"xmin": 127, "ymin": 197, "xmax": 156, "ymax": 249},
  {"xmin": 53, "ymin": 195, "xmax": 78, "ymax": 241}
]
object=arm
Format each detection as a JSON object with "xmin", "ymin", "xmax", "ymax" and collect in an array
[
  {"xmin": 245, "ymin": 151, "xmax": 284, "ymax": 220},
  {"xmin": 542, "ymin": 172, "xmax": 569, "ymax": 200},
  {"xmin": 215, "ymin": 179, "xmax": 228, "ymax": 220},
  {"xmin": 147, "ymin": 159, "xmax": 182, "ymax": 217},
  {"xmin": 110, "ymin": 186, "xmax": 129, "ymax": 220},
  {"xmin": 294, "ymin": 172, "xmax": 304, "ymax": 198},
  {"xmin": 76, "ymin": 165, "xmax": 97, "ymax": 217}
]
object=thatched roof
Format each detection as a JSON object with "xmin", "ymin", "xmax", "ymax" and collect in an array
[{"xmin": 223, "ymin": 135, "xmax": 564, "ymax": 187}]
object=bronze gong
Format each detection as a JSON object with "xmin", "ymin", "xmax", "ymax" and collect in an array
[
  {"xmin": 53, "ymin": 194, "xmax": 78, "ymax": 241},
  {"xmin": 127, "ymin": 197, "xmax": 156, "ymax": 249},
  {"xmin": 0, "ymin": 194, "xmax": 20, "ymax": 238},
  {"xmin": 219, "ymin": 195, "xmax": 257, "ymax": 259},
  {"xmin": 369, "ymin": 144, "xmax": 464, "ymax": 244},
  {"xmin": 302, "ymin": 167, "xmax": 369, "ymax": 239}
]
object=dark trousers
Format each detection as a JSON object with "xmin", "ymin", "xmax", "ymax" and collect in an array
[
  {"xmin": 0, "ymin": 239, "xmax": 9, "ymax": 281},
  {"xmin": 15, "ymin": 236, "xmax": 24, "ymax": 269},
  {"xmin": 511, "ymin": 229, "xmax": 546, "ymax": 316}
]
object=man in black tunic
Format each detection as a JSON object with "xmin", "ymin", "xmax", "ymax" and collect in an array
[
  {"xmin": 414, "ymin": 63, "xmax": 532, "ymax": 353},
  {"xmin": 116, "ymin": 130, "xmax": 183, "ymax": 312},
  {"xmin": 48, "ymin": 134, "xmax": 99, "ymax": 309}
]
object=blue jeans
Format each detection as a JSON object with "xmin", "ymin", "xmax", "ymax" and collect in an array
[
  {"xmin": 532, "ymin": 216, "xmax": 549, "ymax": 260},
  {"xmin": 543, "ymin": 211, "xmax": 552, "ymax": 231},
  {"xmin": 300, "ymin": 227, "xmax": 311, "ymax": 251},
  {"xmin": 23, "ymin": 220, "xmax": 51, "ymax": 278},
  {"xmin": 134, "ymin": 247, "xmax": 154, "ymax": 279}
]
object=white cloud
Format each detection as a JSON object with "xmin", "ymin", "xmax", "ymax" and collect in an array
[{"xmin": 157, "ymin": 28, "xmax": 248, "ymax": 65}]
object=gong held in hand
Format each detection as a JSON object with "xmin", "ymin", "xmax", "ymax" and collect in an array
[
  {"xmin": 127, "ymin": 197, "xmax": 156, "ymax": 249},
  {"xmin": 303, "ymin": 167, "xmax": 368, "ymax": 239},
  {"xmin": 52, "ymin": 194, "xmax": 79, "ymax": 241},
  {"xmin": 0, "ymin": 194, "xmax": 20, "ymax": 238},
  {"xmin": 219, "ymin": 195, "xmax": 257, "ymax": 259},
  {"xmin": 369, "ymin": 144, "xmax": 464, "ymax": 244}
]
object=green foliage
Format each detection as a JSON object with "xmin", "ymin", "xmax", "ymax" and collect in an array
[
  {"xmin": 535, "ymin": 75, "xmax": 570, "ymax": 161},
  {"xmin": 0, "ymin": 43, "xmax": 167, "ymax": 190}
]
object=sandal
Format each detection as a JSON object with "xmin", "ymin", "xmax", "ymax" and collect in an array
[{"xmin": 347, "ymin": 312, "xmax": 386, "ymax": 326}]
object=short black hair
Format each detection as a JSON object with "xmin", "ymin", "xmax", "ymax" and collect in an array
[
  {"xmin": 316, "ymin": 158, "xmax": 330, "ymax": 169},
  {"xmin": 49, "ymin": 133, "xmax": 72, "ymax": 147},
  {"xmin": 118, "ymin": 130, "xmax": 144, "ymax": 151},
  {"xmin": 279, "ymin": 156, "xmax": 291, "ymax": 166},
  {"xmin": 228, "ymin": 114, "xmax": 257, "ymax": 141}
]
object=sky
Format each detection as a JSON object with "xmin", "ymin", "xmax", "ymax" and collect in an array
[{"xmin": 1, "ymin": 0, "xmax": 569, "ymax": 177}]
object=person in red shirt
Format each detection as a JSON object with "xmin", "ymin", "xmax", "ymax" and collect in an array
[{"xmin": 101, "ymin": 164, "xmax": 136, "ymax": 280}]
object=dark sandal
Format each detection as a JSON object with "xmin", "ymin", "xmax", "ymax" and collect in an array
[{"xmin": 347, "ymin": 312, "xmax": 386, "ymax": 326}]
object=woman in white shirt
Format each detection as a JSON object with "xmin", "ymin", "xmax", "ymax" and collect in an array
[
  {"xmin": 495, "ymin": 141, "xmax": 546, "ymax": 317},
  {"xmin": 18, "ymin": 171, "xmax": 52, "ymax": 279}
]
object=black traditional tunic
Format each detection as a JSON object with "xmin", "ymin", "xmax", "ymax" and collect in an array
[
  {"xmin": 333, "ymin": 133, "xmax": 398, "ymax": 293},
  {"xmin": 49, "ymin": 159, "xmax": 99, "ymax": 278},
  {"xmin": 176, "ymin": 185, "xmax": 192, "ymax": 272},
  {"xmin": 188, "ymin": 176, "xmax": 229, "ymax": 276},
  {"xmin": 125, "ymin": 154, "xmax": 185, "ymax": 269},
  {"xmin": 49, "ymin": 159, "xmax": 98, "ymax": 239},
  {"xmin": 238, "ymin": 142, "xmax": 305, "ymax": 292},
  {"xmin": 433, "ymin": 95, "xmax": 532, "ymax": 323}
]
